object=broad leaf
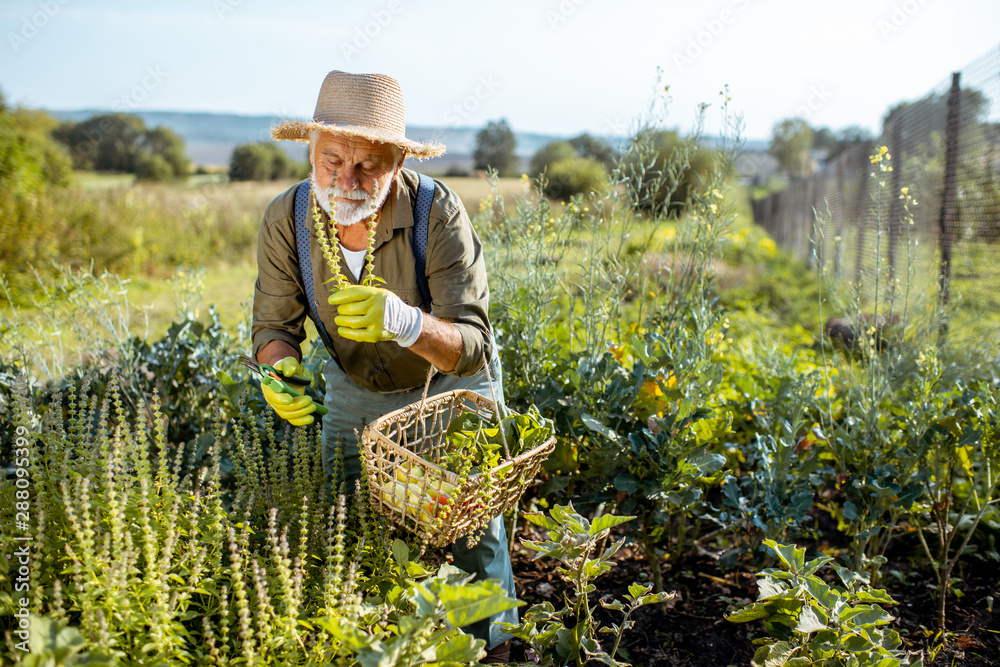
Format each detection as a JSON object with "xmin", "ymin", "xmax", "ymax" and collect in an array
[
  {"xmin": 757, "ymin": 577, "xmax": 787, "ymax": 599},
  {"xmin": 839, "ymin": 604, "xmax": 892, "ymax": 627},
  {"xmin": 391, "ymin": 539, "xmax": 409, "ymax": 567},
  {"xmin": 793, "ymin": 604, "xmax": 827, "ymax": 634},
  {"xmin": 613, "ymin": 472, "xmax": 638, "ymax": 494},
  {"xmin": 589, "ymin": 513, "xmax": 635, "ymax": 535},
  {"xmin": 215, "ymin": 370, "xmax": 247, "ymax": 410},
  {"xmin": 439, "ymin": 579, "xmax": 523, "ymax": 628},
  {"xmin": 764, "ymin": 540, "xmax": 806, "ymax": 573},
  {"xmin": 802, "ymin": 575, "xmax": 840, "ymax": 609},
  {"xmin": 856, "ymin": 589, "xmax": 897, "ymax": 605},
  {"xmin": 433, "ymin": 634, "xmax": 485, "ymax": 663},
  {"xmin": 581, "ymin": 412, "xmax": 618, "ymax": 442}
]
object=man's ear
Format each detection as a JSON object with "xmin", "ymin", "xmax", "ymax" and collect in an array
[{"xmin": 393, "ymin": 149, "xmax": 406, "ymax": 178}]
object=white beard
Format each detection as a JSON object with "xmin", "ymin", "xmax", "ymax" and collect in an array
[{"xmin": 310, "ymin": 172, "xmax": 394, "ymax": 227}]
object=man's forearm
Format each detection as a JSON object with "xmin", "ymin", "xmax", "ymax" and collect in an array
[
  {"xmin": 406, "ymin": 315, "xmax": 462, "ymax": 372},
  {"xmin": 257, "ymin": 339, "xmax": 300, "ymax": 367}
]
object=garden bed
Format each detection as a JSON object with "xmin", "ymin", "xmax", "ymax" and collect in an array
[{"xmin": 506, "ymin": 524, "xmax": 999, "ymax": 666}]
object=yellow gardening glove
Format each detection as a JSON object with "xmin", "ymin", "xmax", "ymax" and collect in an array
[
  {"xmin": 271, "ymin": 356, "xmax": 314, "ymax": 386},
  {"xmin": 330, "ymin": 285, "xmax": 423, "ymax": 346},
  {"xmin": 261, "ymin": 356, "xmax": 316, "ymax": 426}
]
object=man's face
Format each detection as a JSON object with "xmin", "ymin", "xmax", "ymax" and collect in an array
[{"xmin": 310, "ymin": 133, "xmax": 402, "ymax": 226}]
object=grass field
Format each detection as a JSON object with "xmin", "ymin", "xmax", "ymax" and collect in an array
[
  {"xmin": 0, "ymin": 172, "xmax": 531, "ymax": 367},
  {"xmin": 5, "ymin": 169, "xmax": 996, "ymax": 374}
]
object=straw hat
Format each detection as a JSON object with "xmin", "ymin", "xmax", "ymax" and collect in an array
[{"xmin": 271, "ymin": 71, "xmax": 445, "ymax": 159}]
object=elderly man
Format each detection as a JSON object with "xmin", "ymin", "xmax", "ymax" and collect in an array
[{"xmin": 250, "ymin": 70, "xmax": 515, "ymax": 662}]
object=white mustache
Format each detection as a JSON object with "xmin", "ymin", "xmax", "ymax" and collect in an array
[{"xmin": 333, "ymin": 187, "xmax": 370, "ymax": 202}]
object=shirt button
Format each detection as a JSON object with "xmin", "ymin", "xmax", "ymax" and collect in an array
[{"xmin": 373, "ymin": 366, "xmax": 382, "ymax": 374}]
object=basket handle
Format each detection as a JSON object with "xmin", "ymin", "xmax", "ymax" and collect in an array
[
  {"xmin": 415, "ymin": 348, "xmax": 510, "ymax": 459},
  {"xmin": 480, "ymin": 348, "xmax": 511, "ymax": 460},
  {"xmin": 416, "ymin": 364, "xmax": 435, "ymax": 443}
]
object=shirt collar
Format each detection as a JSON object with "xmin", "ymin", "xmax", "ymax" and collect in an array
[{"xmin": 373, "ymin": 168, "xmax": 417, "ymax": 249}]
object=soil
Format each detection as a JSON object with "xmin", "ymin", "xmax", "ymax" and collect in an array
[{"xmin": 505, "ymin": 527, "xmax": 1000, "ymax": 666}]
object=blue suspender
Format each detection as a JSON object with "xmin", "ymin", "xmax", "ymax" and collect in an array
[
  {"xmin": 412, "ymin": 173, "xmax": 435, "ymax": 311},
  {"xmin": 293, "ymin": 180, "xmax": 339, "ymax": 359}
]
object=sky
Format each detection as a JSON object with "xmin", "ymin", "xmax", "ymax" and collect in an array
[{"xmin": 2, "ymin": 0, "xmax": 999, "ymax": 142}]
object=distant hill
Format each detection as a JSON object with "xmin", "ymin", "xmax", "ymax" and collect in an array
[
  {"xmin": 48, "ymin": 109, "xmax": 587, "ymax": 172},
  {"xmin": 47, "ymin": 109, "xmax": 768, "ymax": 173}
]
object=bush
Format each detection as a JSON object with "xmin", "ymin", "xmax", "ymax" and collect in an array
[
  {"xmin": 529, "ymin": 141, "xmax": 607, "ymax": 200},
  {"xmin": 53, "ymin": 114, "xmax": 189, "ymax": 179},
  {"xmin": 135, "ymin": 153, "xmax": 174, "ymax": 182},
  {"xmin": 543, "ymin": 156, "xmax": 605, "ymax": 200},
  {"xmin": 528, "ymin": 141, "xmax": 577, "ymax": 177},
  {"xmin": 229, "ymin": 142, "xmax": 307, "ymax": 182},
  {"xmin": 622, "ymin": 129, "xmax": 717, "ymax": 217},
  {"xmin": 0, "ymin": 104, "xmax": 73, "ymax": 286}
]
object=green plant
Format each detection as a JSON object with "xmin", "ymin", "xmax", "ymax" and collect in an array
[
  {"xmin": 16, "ymin": 615, "xmax": 115, "ymax": 666},
  {"xmin": 542, "ymin": 156, "xmax": 606, "ymax": 201},
  {"xmin": 502, "ymin": 503, "xmax": 673, "ymax": 666},
  {"xmin": 528, "ymin": 140, "xmax": 607, "ymax": 200},
  {"xmin": 910, "ymin": 378, "xmax": 1000, "ymax": 633},
  {"xmin": 341, "ymin": 539, "xmax": 520, "ymax": 666},
  {"xmin": 479, "ymin": 169, "xmax": 575, "ymax": 416},
  {"xmin": 0, "ymin": 265, "xmax": 250, "ymax": 468},
  {"xmin": 727, "ymin": 540, "xmax": 923, "ymax": 667},
  {"xmin": 228, "ymin": 142, "xmax": 307, "ymax": 182},
  {"xmin": 812, "ymin": 148, "xmax": 934, "ymax": 582},
  {"xmin": 717, "ymin": 361, "xmax": 828, "ymax": 559},
  {"xmin": 0, "ymin": 368, "xmax": 517, "ymax": 666}
]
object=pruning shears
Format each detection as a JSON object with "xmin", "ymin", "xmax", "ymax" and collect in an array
[{"xmin": 238, "ymin": 355, "xmax": 329, "ymax": 416}]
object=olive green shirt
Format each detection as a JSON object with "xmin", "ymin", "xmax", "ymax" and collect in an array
[{"xmin": 251, "ymin": 168, "xmax": 492, "ymax": 393}]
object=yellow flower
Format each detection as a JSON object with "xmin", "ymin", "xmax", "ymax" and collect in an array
[{"xmin": 641, "ymin": 379, "xmax": 663, "ymax": 398}]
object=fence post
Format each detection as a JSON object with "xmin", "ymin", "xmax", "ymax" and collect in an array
[
  {"xmin": 834, "ymin": 153, "xmax": 846, "ymax": 279},
  {"xmin": 853, "ymin": 146, "xmax": 870, "ymax": 282},
  {"xmin": 939, "ymin": 72, "xmax": 961, "ymax": 310},
  {"xmin": 888, "ymin": 117, "xmax": 903, "ymax": 290}
]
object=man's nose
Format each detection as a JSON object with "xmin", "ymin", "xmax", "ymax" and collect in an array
[{"xmin": 335, "ymin": 166, "xmax": 360, "ymax": 191}]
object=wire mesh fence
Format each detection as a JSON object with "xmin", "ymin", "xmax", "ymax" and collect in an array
[{"xmin": 751, "ymin": 44, "xmax": 1000, "ymax": 342}]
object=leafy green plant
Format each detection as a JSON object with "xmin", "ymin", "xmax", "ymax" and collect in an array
[
  {"xmin": 0, "ymin": 370, "xmax": 517, "ymax": 666},
  {"xmin": 910, "ymin": 378, "xmax": 1000, "ymax": 632},
  {"xmin": 716, "ymin": 363, "xmax": 828, "ymax": 561},
  {"xmin": 502, "ymin": 503, "xmax": 673, "ymax": 666},
  {"xmin": 727, "ymin": 540, "xmax": 923, "ymax": 667},
  {"xmin": 340, "ymin": 539, "xmax": 520, "ymax": 666},
  {"xmin": 812, "ymin": 148, "xmax": 942, "ymax": 583},
  {"xmin": 478, "ymin": 170, "xmax": 575, "ymax": 416},
  {"xmin": 613, "ymin": 391, "xmax": 728, "ymax": 591},
  {"xmin": 15, "ymin": 615, "xmax": 115, "ymax": 666}
]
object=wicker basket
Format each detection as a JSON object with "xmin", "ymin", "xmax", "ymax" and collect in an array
[{"xmin": 360, "ymin": 389, "xmax": 555, "ymax": 547}]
